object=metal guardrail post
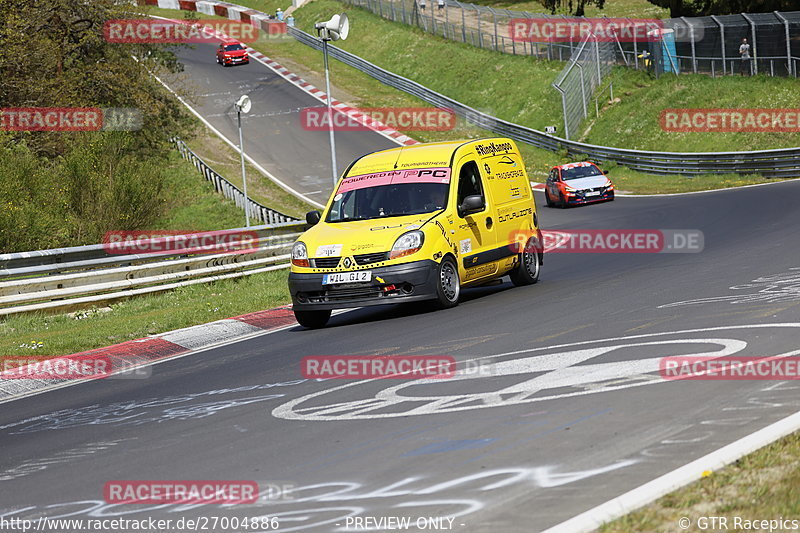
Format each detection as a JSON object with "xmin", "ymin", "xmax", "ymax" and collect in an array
[
  {"xmin": 681, "ymin": 17, "xmax": 697, "ymax": 73},
  {"xmin": 711, "ymin": 15, "xmax": 726, "ymax": 75},
  {"xmin": 775, "ymin": 11, "xmax": 792, "ymax": 75},
  {"xmin": 552, "ymin": 83, "xmax": 569, "ymax": 140},
  {"xmin": 476, "ymin": 6, "xmax": 482, "ymax": 48},
  {"xmin": 461, "ymin": 2, "xmax": 466, "ymax": 43},
  {"xmin": 492, "ymin": 9, "xmax": 498, "ymax": 51},
  {"xmin": 578, "ymin": 64, "xmax": 587, "ymax": 119}
]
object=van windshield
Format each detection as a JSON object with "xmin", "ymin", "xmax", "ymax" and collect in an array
[{"xmin": 326, "ymin": 168, "xmax": 451, "ymax": 222}]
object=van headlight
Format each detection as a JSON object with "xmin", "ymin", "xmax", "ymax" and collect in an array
[
  {"xmin": 292, "ymin": 241, "xmax": 309, "ymax": 267},
  {"xmin": 390, "ymin": 231, "xmax": 424, "ymax": 260}
]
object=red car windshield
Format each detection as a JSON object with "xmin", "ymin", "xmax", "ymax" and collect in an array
[
  {"xmin": 223, "ymin": 44, "xmax": 244, "ymax": 52},
  {"xmin": 562, "ymin": 165, "xmax": 602, "ymax": 180}
]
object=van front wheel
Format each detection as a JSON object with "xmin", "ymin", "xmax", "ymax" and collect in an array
[
  {"xmin": 294, "ymin": 309, "xmax": 331, "ymax": 329},
  {"xmin": 432, "ymin": 257, "xmax": 460, "ymax": 309},
  {"xmin": 510, "ymin": 245, "xmax": 541, "ymax": 286}
]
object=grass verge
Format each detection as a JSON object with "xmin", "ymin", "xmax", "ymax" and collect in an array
[
  {"xmin": 1, "ymin": 149, "xmax": 295, "ymax": 358},
  {"xmin": 146, "ymin": 4, "xmax": 792, "ymax": 194},
  {"xmin": 601, "ymin": 431, "xmax": 800, "ymax": 532},
  {"xmin": 0, "ymin": 269, "xmax": 291, "ymax": 357},
  {"xmin": 185, "ymin": 127, "xmax": 313, "ymax": 219}
]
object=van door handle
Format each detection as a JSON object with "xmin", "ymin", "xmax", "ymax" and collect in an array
[{"xmin": 485, "ymin": 217, "xmax": 493, "ymax": 229}]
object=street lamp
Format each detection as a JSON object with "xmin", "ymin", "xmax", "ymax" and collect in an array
[
  {"xmin": 234, "ymin": 94, "xmax": 252, "ymax": 227},
  {"xmin": 314, "ymin": 13, "xmax": 349, "ymax": 187}
]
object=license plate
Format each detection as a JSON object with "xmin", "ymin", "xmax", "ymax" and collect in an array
[
  {"xmin": 323, "ymin": 271, "xmax": 372, "ymax": 285},
  {"xmin": 585, "ymin": 191, "xmax": 601, "ymax": 197}
]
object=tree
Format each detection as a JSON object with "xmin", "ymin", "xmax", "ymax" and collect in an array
[
  {"xmin": 0, "ymin": 0, "xmax": 192, "ymax": 157},
  {"xmin": 542, "ymin": 0, "xmax": 606, "ymax": 17},
  {"xmin": 646, "ymin": 0, "xmax": 798, "ymax": 17}
]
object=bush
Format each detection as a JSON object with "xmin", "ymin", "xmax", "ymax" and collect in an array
[{"xmin": 0, "ymin": 132, "xmax": 169, "ymax": 252}]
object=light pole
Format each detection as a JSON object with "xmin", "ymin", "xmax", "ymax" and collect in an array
[
  {"xmin": 235, "ymin": 94, "xmax": 252, "ymax": 227},
  {"xmin": 314, "ymin": 13, "xmax": 350, "ymax": 187}
]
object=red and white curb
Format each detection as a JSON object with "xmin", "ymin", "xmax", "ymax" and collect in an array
[
  {"xmin": 142, "ymin": 0, "xmax": 417, "ymax": 147},
  {"xmin": 0, "ymin": 306, "xmax": 297, "ymax": 404},
  {"xmin": 249, "ymin": 52, "xmax": 418, "ymax": 147}
]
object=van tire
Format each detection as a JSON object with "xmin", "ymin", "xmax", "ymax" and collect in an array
[
  {"xmin": 432, "ymin": 257, "xmax": 460, "ymax": 309},
  {"xmin": 509, "ymin": 243, "xmax": 541, "ymax": 286},
  {"xmin": 294, "ymin": 309, "xmax": 331, "ymax": 329}
]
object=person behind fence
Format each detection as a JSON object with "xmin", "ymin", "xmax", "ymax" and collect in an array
[
  {"xmin": 276, "ymin": 7, "xmax": 284, "ymax": 21},
  {"xmin": 286, "ymin": 14, "xmax": 295, "ymax": 27},
  {"xmin": 438, "ymin": 0, "xmax": 445, "ymax": 10},
  {"xmin": 419, "ymin": 0, "xmax": 426, "ymax": 11},
  {"xmin": 638, "ymin": 49, "xmax": 652, "ymax": 71},
  {"xmin": 739, "ymin": 38, "xmax": 751, "ymax": 75}
]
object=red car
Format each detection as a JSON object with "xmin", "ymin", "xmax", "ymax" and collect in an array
[
  {"xmin": 216, "ymin": 40, "xmax": 249, "ymax": 66},
  {"xmin": 545, "ymin": 161, "xmax": 614, "ymax": 208}
]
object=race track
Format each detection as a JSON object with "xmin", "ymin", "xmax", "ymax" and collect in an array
[
  {"xmin": 162, "ymin": 43, "xmax": 399, "ymax": 204},
  {"xmin": 3, "ymin": 179, "xmax": 800, "ymax": 531}
]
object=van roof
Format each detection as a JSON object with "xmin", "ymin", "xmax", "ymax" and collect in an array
[{"xmin": 345, "ymin": 139, "xmax": 512, "ymax": 176}]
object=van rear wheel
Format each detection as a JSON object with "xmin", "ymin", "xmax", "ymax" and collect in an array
[
  {"xmin": 432, "ymin": 257, "xmax": 460, "ymax": 309},
  {"xmin": 294, "ymin": 309, "xmax": 331, "ymax": 329},
  {"xmin": 510, "ymin": 243, "xmax": 541, "ymax": 286}
]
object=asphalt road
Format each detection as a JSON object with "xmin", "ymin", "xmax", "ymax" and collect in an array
[
  {"xmin": 162, "ymin": 43, "xmax": 398, "ymax": 205},
  {"xmin": 3, "ymin": 180, "xmax": 800, "ymax": 532}
]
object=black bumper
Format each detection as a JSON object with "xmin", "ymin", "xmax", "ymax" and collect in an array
[{"xmin": 289, "ymin": 259, "xmax": 439, "ymax": 311}]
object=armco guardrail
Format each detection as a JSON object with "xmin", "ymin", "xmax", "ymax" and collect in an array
[
  {"xmin": 289, "ymin": 26, "xmax": 800, "ymax": 177},
  {"xmin": 173, "ymin": 139, "xmax": 299, "ymax": 225},
  {"xmin": 0, "ymin": 223, "xmax": 304, "ymax": 316}
]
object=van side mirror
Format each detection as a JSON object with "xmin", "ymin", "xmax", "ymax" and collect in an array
[
  {"xmin": 602, "ymin": 169, "xmax": 609, "ymax": 175},
  {"xmin": 459, "ymin": 195, "xmax": 485, "ymax": 217},
  {"xmin": 305, "ymin": 210, "xmax": 321, "ymax": 225}
]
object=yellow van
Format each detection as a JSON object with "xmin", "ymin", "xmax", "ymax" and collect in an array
[{"xmin": 288, "ymin": 138, "xmax": 543, "ymax": 328}]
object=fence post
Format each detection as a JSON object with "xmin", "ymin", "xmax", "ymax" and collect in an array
[
  {"xmin": 578, "ymin": 64, "xmax": 588, "ymax": 119},
  {"xmin": 594, "ymin": 37, "xmax": 601, "ymax": 82},
  {"xmin": 711, "ymin": 15, "xmax": 726, "ymax": 75},
  {"xmin": 461, "ymin": 2, "xmax": 466, "ymax": 43},
  {"xmin": 552, "ymin": 83, "xmax": 569, "ymax": 139},
  {"xmin": 775, "ymin": 11, "xmax": 792, "ymax": 76},
  {"xmin": 476, "ymin": 7, "xmax": 482, "ymax": 48},
  {"xmin": 492, "ymin": 9, "xmax": 498, "ymax": 51},
  {"xmin": 681, "ymin": 17, "xmax": 697, "ymax": 73},
  {"xmin": 444, "ymin": 0, "xmax": 449, "ymax": 38},
  {"xmin": 402, "ymin": 0, "xmax": 406, "ymax": 24},
  {"xmin": 742, "ymin": 13, "xmax": 757, "ymax": 75}
]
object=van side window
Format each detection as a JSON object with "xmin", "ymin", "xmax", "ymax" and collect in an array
[
  {"xmin": 457, "ymin": 161, "xmax": 484, "ymax": 209},
  {"xmin": 548, "ymin": 169, "xmax": 557, "ymax": 181}
]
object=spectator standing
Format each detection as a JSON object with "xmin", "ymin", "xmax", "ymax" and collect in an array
[
  {"xmin": 419, "ymin": 0, "xmax": 426, "ymax": 11},
  {"xmin": 739, "ymin": 38, "xmax": 751, "ymax": 75},
  {"xmin": 437, "ymin": 0, "xmax": 444, "ymax": 10},
  {"xmin": 286, "ymin": 14, "xmax": 295, "ymax": 27},
  {"xmin": 276, "ymin": 7, "xmax": 284, "ymax": 21}
]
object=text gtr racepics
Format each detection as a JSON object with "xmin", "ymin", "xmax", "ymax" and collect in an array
[{"xmin": 288, "ymin": 138, "xmax": 543, "ymax": 329}]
